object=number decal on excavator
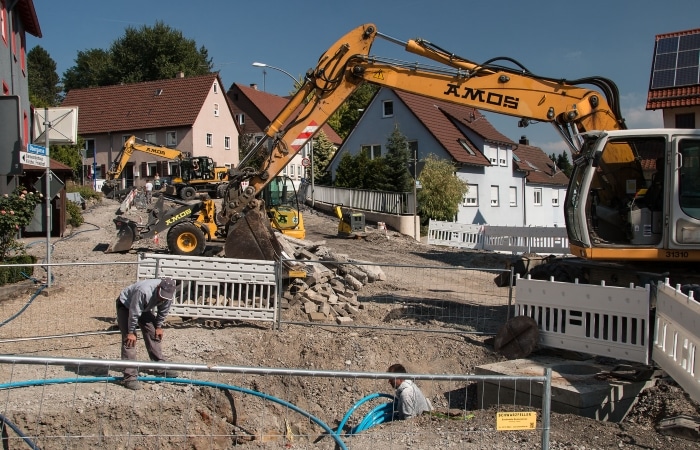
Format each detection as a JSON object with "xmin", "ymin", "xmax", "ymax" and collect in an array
[
  {"xmin": 665, "ymin": 251, "xmax": 689, "ymax": 258},
  {"xmin": 166, "ymin": 209, "xmax": 192, "ymax": 226}
]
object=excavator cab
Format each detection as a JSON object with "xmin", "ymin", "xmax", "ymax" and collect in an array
[{"xmin": 260, "ymin": 176, "xmax": 305, "ymax": 240}]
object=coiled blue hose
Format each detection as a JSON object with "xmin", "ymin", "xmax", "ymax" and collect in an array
[{"xmin": 335, "ymin": 392, "xmax": 395, "ymax": 436}]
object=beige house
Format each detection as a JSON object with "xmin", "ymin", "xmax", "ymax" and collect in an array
[{"xmin": 62, "ymin": 73, "xmax": 240, "ymax": 189}]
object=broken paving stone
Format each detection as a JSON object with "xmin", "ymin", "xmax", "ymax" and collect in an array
[
  {"xmin": 336, "ymin": 316, "xmax": 353, "ymax": 325},
  {"xmin": 308, "ymin": 312, "xmax": 327, "ymax": 322}
]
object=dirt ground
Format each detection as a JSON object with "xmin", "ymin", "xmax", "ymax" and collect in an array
[{"xmin": 0, "ymin": 195, "xmax": 698, "ymax": 449}]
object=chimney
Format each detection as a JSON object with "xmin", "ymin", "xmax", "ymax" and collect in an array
[
  {"xmin": 250, "ymin": 83, "xmax": 258, "ymax": 90},
  {"xmin": 177, "ymin": 71, "xmax": 185, "ymax": 78},
  {"xmin": 519, "ymin": 135, "xmax": 529, "ymax": 145}
]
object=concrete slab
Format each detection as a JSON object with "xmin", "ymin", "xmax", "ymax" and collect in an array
[{"xmin": 475, "ymin": 356, "xmax": 654, "ymax": 422}]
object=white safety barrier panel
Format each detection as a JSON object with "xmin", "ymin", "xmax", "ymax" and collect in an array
[
  {"xmin": 427, "ymin": 221, "xmax": 483, "ymax": 249},
  {"xmin": 137, "ymin": 253, "xmax": 278, "ymax": 322},
  {"xmin": 515, "ymin": 276, "xmax": 651, "ymax": 364},
  {"xmin": 427, "ymin": 220, "xmax": 570, "ymax": 255},
  {"xmin": 653, "ymin": 281, "xmax": 700, "ymax": 403}
]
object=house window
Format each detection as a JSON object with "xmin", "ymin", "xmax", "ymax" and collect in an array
[
  {"xmin": 206, "ymin": 133, "xmax": 213, "ymax": 147},
  {"xmin": 509, "ymin": 186, "xmax": 517, "ymax": 206},
  {"xmin": 147, "ymin": 163, "xmax": 157, "ymax": 177},
  {"xmin": 166, "ymin": 131, "xmax": 177, "ymax": 147},
  {"xmin": 407, "ymin": 140, "xmax": 418, "ymax": 158},
  {"xmin": 213, "ymin": 82, "xmax": 218, "ymax": 94},
  {"xmin": 382, "ymin": 100, "xmax": 393, "ymax": 117},
  {"xmin": 224, "ymin": 136, "xmax": 231, "ymax": 150},
  {"xmin": 236, "ymin": 114, "xmax": 245, "ymax": 125},
  {"xmin": 361, "ymin": 144, "xmax": 381, "ymax": 159},
  {"xmin": 490, "ymin": 185, "xmax": 499, "ymax": 206},
  {"xmin": 19, "ymin": 27, "xmax": 25, "ymax": 74},
  {"xmin": 498, "ymin": 147, "xmax": 508, "ymax": 166},
  {"xmin": 676, "ymin": 113, "xmax": 695, "ymax": 129},
  {"xmin": 289, "ymin": 164, "xmax": 296, "ymax": 178},
  {"xmin": 84, "ymin": 139, "xmax": 95, "ymax": 159},
  {"xmin": 144, "ymin": 132, "xmax": 156, "ymax": 144},
  {"xmin": 1, "ymin": 2, "xmax": 6, "ymax": 46},
  {"xmin": 298, "ymin": 165, "xmax": 302, "ymax": 177},
  {"xmin": 214, "ymin": 103, "xmax": 219, "ymax": 117},
  {"xmin": 463, "ymin": 184, "xmax": 478, "ymax": 206},
  {"xmin": 458, "ymin": 138, "xmax": 476, "ymax": 156},
  {"xmin": 534, "ymin": 188, "xmax": 542, "ymax": 206},
  {"xmin": 122, "ymin": 135, "xmax": 131, "ymax": 145},
  {"xmin": 552, "ymin": 190, "xmax": 560, "ymax": 206},
  {"xmin": 282, "ymin": 166, "xmax": 288, "ymax": 175}
]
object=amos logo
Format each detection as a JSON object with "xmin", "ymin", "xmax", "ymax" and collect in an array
[
  {"xmin": 165, "ymin": 209, "xmax": 192, "ymax": 226},
  {"xmin": 444, "ymin": 84, "xmax": 519, "ymax": 110}
]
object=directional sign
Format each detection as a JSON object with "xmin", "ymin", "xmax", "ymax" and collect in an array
[
  {"xmin": 28, "ymin": 143, "xmax": 48, "ymax": 156},
  {"xmin": 20, "ymin": 151, "xmax": 49, "ymax": 168}
]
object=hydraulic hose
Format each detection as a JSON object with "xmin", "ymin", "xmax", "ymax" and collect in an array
[{"xmin": 0, "ymin": 413, "xmax": 40, "ymax": 449}]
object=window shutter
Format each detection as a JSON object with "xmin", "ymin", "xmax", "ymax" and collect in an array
[{"xmin": 141, "ymin": 162, "xmax": 147, "ymax": 178}]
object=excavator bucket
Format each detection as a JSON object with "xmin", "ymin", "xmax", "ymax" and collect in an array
[
  {"xmin": 106, "ymin": 219, "xmax": 136, "ymax": 253},
  {"xmin": 224, "ymin": 204, "xmax": 285, "ymax": 261}
]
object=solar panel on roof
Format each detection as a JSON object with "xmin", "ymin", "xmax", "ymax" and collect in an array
[{"xmin": 651, "ymin": 32, "xmax": 700, "ymax": 89}]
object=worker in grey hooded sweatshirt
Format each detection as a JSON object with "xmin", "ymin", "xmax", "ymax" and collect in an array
[
  {"xmin": 387, "ymin": 363, "xmax": 433, "ymax": 419},
  {"xmin": 116, "ymin": 277, "xmax": 176, "ymax": 390}
]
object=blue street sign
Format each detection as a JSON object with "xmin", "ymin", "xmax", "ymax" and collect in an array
[{"xmin": 28, "ymin": 143, "xmax": 48, "ymax": 156}]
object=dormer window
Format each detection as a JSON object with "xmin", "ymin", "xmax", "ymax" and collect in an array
[
  {"xmin": 458, "ymin": 139, "xmax": 475, "ymax": 156},
  {"xmin": 155, "ymin": 88, "xmax": 163, "ymax": 96}
]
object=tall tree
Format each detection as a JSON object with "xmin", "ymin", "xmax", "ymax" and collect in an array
[
  {"xmin": 417, "ymin": 154, "xmax": 468, "ymax": 221},
  {"xmin": 328, "ymin": 83, "xmax": 379, "ymax": 138},
  {"xmin": 63, "ymin": 49, "xmax": 114, "ymax": 91},
  {"xmin": 383, "ymin": 125, "xmax": 414, "ymax": 192},
  {"xmin": 311, "ymin": 130, "xmax": 336, "ymax": 185},
  {"xmin": 27, "ymin": 46, "xmax": 61, "ymax": 107},
  {"xmin": 63, "ymin": 22, "xmax": 212, "ymax": 92}
]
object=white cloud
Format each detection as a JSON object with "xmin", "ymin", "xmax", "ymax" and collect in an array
[{"xmin": 620, "ymin": 92, "xmax": 663, "ymax": 129}]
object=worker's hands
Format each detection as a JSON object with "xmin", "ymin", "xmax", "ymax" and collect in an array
[
  {"xmin": 125, "ymin": 333, "xmax": 137, "ymax": 348},
  {"xmin": 154, "ymin": 328, "xmax": 164, "ymax": 342}
]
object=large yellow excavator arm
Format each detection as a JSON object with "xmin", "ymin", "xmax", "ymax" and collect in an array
[{"xmin": 221, "ymin": 23, "xmax": 626, "ymax": 258}]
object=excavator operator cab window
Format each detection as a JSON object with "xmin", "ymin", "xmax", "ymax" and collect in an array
[{"xmin": 679, "ymin": 140, "xmax": 700, "ymax": 220}]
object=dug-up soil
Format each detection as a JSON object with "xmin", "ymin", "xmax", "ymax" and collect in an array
[{"xmin": 0, "ymin": 196, "xmax": 696, "ymax": 449}]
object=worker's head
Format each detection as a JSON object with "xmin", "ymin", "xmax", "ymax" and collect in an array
[
  {"xmin": 158, "ymin": 278, "xmax": 176, "ymax": 302},
  {"xmin": 387, "ymin": 363, "xmax": 407, "ymax": 388}
]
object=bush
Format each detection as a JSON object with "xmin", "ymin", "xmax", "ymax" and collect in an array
[
  {"xmin": 66, "ymin": 200, "xmax": 84, "ymax": 227},
  {"xmin": 0, "ymin": 187, "xmax": 43, "ymax": 261},
  {"xmin": 0, "ymin": 254, "xmax": 35, "ymax": 285}
]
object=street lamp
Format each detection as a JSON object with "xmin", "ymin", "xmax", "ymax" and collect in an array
[{"xmin": 252, "ymin": 62, "xmax": 299, "ymax": 90}]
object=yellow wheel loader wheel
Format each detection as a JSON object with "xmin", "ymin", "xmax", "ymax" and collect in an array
[{"xmin": 167, "ymin": 221, "xmax": 206, "ymax": 256}]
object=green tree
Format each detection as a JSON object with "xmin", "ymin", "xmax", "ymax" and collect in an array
[
  {"xmin": 50, "ymin": 136, "xmax": 85, "ymax": 178},
  {"xmin": 556, "ymin": 152, "xmax": 573, "ymax": 177},
  {"xmin": 334, "ymin": 152, "xmax": 362, "ymax": 188},
  {"xmin": 329, "ymin": 83, "xmax": 378, "ymax": 138},
  {"xmin": 27, "ymin": 46, "xmax": 61, "ymax": 107},
  {"xmin": 311, "ymin": 130, "xmax": 336, "ymax": 185},
  {"xmin": 238, "ymin": 130, "xmax": 257, "ymax": 163},
  {"xmin": 417, "ymin": 154, "xmax": 468, "ymax": 221},
  {"xmin": 63, "ymin": 49, "xmax": 114, "ymax": 91},
  {"xmin": 383, "ymin": 125, "xmax": 413, "ymax": 192},
  {"xmin": 63, "ymin": 22, "xmax": 212, "ymax": 92}
]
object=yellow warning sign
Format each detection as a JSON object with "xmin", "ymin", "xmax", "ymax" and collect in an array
[{"xmin": 496, "ymin": 411, "xmax": 537, "ymax": 430}]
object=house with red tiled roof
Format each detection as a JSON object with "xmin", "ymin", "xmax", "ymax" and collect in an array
[
  {"xmin": 227, "ymin": 82, "xmax": 342, "ymax": 187},
  {"xmin": 1, "ymin": 0, "xmax": 42, "ymax": 194},
  {"xmin": 646, "ymin": 28, "xmax": 700, "ymax": 128},
  {"xmin": 62, "ymin": 73, "xmax": 239, "ymax": 189},
  {"xmin": 330, "ymin": 88, "xmax": 568, "ymax": 226}
]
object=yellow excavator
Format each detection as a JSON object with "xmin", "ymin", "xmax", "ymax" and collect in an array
[
  {"xmin": 217, "ymin": 24, "xmax": 700, "ymax": 287},
  {"xmin": 101, "ymin": 136, "xmax": 228, "ymax": 201},
  {"xmin": 107, "ymin": 175, "xmax": 304, "ymax": 255}
]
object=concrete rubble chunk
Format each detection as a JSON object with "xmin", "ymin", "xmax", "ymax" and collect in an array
[
  {"xmin": 344, "ymin": 274, "xmax": 363, "ymax": 291},
  {"xmin": 308, "ymin": 312, "xmax": 327, "ymax": 322},
  {"xmin": 336, "ymin": 316, "xmax": 353, "ymax": 325}
]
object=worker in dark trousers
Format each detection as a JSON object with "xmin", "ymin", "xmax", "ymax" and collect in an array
[{"xmin": 116, "ymin": 278, "xmax": 177, "ymax": 390}]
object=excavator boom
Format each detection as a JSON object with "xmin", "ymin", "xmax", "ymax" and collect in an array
[{"xmin": 220, "ymin": 23, "xmax": 626, "ymax": 260}]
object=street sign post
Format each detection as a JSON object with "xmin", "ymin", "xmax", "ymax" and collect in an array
[
  {"xmin": 19, "ymin": 151, "xmax": 49, "ymax": 168},
  {"xmin": 28, "ymin": 143, "xmax": 48, "ymax": 156}
]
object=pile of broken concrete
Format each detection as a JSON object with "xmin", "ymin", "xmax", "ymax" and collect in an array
[{"xmin": 278, "ymin": 237, "xmax": 387, "ymax": 324}]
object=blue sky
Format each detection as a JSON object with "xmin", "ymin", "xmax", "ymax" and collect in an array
[{"xmin": 28, "ymin": 0, "xmax": 700, "ymax": 156}]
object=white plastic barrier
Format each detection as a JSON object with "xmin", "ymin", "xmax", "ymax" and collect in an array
[
  {"xmin": 137, "ymin": 253, "xmax": 278, "ymax": 322},
  {"xmin": 653, "ymin": 281, "xmax": 700, "ymax": 403},
  {"xmin": 515, "ymin": 276, "xmax": 651, "ymax": 364}
]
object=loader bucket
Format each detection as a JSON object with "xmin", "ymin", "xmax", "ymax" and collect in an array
[
  {"xmin": 224, "ymin": 204, "xmax": 285, "ymax": 261},
  {"xmin": 106, "ymin": 219, "xmax": 136, "ymax": 253}
]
